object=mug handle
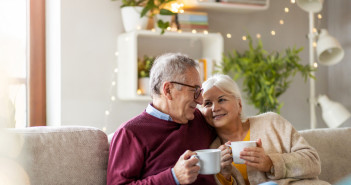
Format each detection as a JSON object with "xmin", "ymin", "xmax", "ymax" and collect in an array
[{"xmin": 190, "ymin": 155, "xmax": 201, "ymax": 169}]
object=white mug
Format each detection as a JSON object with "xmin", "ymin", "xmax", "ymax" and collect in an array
[
  {"xmin": 192, "ymin": 149, "xmax": 221, "ymax": 175},
  {"xmin": 229, "ymin": 141, "xmax": 257, "ymax": 164}
]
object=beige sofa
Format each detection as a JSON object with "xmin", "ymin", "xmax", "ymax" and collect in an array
[{"xmin": 3, "ymin": 126, "xmax": 351, "ymax": 185}]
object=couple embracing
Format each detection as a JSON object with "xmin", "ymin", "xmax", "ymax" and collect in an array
[{"xmin": 107, "ymin": 53, "xmax": 329, "ymax": 185}]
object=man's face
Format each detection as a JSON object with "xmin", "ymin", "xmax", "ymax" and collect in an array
[{"xmin": 168, "ymin": 67, "xmax": 203, "ymax": 124}]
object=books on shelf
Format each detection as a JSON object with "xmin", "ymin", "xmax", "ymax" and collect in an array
[{"xmin": 176, "ymin": 11, "xmax": 209, "ymax": 32}]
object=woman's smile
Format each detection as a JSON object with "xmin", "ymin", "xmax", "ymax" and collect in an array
[{"xmin": 213, "ymin": 113, "xmax": 227, "ymax": 120}]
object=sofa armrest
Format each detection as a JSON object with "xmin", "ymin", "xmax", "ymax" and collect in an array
[
  {"xmin": 299, "ymin": 127, "xmax": 351, "ymax": 184},
  {"xmin": 7, "ymin": 126, "xmax": 109, "ymax": 185}
]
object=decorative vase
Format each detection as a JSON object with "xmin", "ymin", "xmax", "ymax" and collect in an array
[
  {"xmin": 138, "ymin": 77, "xmax": 150, "ymax": 95},
  {"xmin": 121, "ymin": 6, "xmax": 149, "ymax": 32}
]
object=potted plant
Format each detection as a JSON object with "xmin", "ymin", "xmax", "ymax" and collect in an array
[
  {"xmin": 112, "ymin": 0, "xmax": 149, "ymax": 32},
  {"xmin": 137, "ymin": 55, "xmax": 155, "ymax": 95},
  {"xmin": 140, "ymin": 0, "xmax": 176, "ymax": 34},
  {"xmin": 218, "ymin": 35, "xmax": 315, "ymax": 113}
]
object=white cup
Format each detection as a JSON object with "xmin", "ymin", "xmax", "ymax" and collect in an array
[
  {"xmin": 192, "ymin": 149, "xmax": 221, "ymax": 175},
  {"xmin": 229, "ymin": 141, "xmax": 257, "ymax": 164}
]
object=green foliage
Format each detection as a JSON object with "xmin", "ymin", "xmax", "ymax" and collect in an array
[
  {"xmin": 113, "ymin": 0, "xmax": 175, "ymax": 34},
  {"xmin": 138, "ymin": 55, "xmax": 155, "ymax": 78},
  {"xmin": 141, "ymin": 0, "xmax": 175, "ymax": 34},
  {"xmin": 112, "ymin": 0, "xmax": 145, "ymax": 8},
  {"xmin": 218, "ymin": 35, "xmax": 315, "ymax": 114}
]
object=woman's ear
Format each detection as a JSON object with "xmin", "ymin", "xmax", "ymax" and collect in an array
[{"xmin": 162, "ymin": 82, "xmax": 173, "ymax": 100}]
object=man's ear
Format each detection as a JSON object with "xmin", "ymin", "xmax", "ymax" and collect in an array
[
  {"xmin": 162, "ymin": 82, "xmax": 173, "ymax": 100},
  {"xmin": 238, "ymin": 99, "xmax": 242, "ymax": 113}
]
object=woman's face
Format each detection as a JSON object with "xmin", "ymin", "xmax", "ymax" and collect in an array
[{"xmin": 201, "ymin": 86, "xmax": 242, "ymax": 128}]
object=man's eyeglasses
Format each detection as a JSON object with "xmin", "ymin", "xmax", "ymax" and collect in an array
[{"xmin": 170, "ymin": 81, "xmax": 203, "ymax": 99}]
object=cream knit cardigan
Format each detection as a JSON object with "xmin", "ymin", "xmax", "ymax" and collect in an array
[{"xmin": 211, "ymin": 112, "xmax": 330, "ymax": 185}]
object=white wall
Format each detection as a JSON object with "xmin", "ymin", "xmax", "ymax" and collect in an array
[{"xmin": 46, "ymin": 0, "xmax": 351, "ymax": 134}]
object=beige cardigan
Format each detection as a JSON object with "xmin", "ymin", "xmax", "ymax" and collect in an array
[{"xmin": 211, "ymin": 112, "xmax": 330, "ymax": 185}]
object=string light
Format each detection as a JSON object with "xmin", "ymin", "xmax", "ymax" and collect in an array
[
  {"xmin": 115, "ymin": 52, "xmax": 119, "ymax": 56},
  {"xmin": 290, "ymin": 0, "xmax": 295, "ymax": 3},
  {"xmin": 112, "ymin": 81, "xmax": 116, "ymax": 86},
  {"xmin": 105, "ymin": 110, "xmax": 110, "ymax": 116},
  {"xmin": 192, "ymin": 29, "xmax": 197, "ymax": 34},
  {"xmin": 256, "ymin": 34, "xmax": 261, "ymax": 39},
  {"xmin": 317, "ymin": 14, "xmax": 322, "ymax": 19},
  {"xmin": 242, "ymin": 36, "xmax": 247, "ymax": 41},
  {"xmin": 226, "ymin": 33, "xmax": 232, "ymax": 38},
  {"xmin": 271, "ymin": 30, "xmax": 276, "ymax": 36},
  {"xmin": 203, "ymin": 30, "xmax": 208, "ymax": 34},
  {"xmin": 279, "ymin": 20, "xmax": 284, "ymax": 25},
  {"xmin": 313, "ymin": 62, "xmax": 318, "ymax": 68},
  {"xmin": 284, "ymin": 7, "xmax": 289, "ymax": 13}
]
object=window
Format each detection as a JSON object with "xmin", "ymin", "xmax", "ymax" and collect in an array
[
  {"xmin": 0, "ymin": 0, "xmax": 46, "ymax": 128},
  {"xmin": 0, "ymin": 0, "xmax": 28, "ymax": 128}
]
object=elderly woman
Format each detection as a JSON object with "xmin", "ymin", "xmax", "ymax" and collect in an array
[{"xmin": 200, "ymin": 74, "xmax": 329, "ymax": 185}]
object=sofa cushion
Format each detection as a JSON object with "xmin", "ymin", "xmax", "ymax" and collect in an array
[
  {"xmin": 8, "ymin": 126, "xmax": 109, "ymax": 185},
  {"xmin": 299, "ymin": 127, "xmax": 351, "ymax": 184}
]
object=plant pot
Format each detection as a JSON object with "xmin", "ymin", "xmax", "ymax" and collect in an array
[
  {"xmin": 138, "ymin": 77, "xmax": 150, "ymax": 95},
  {"xmin": 121, "ymin": 6, "xmax": 149, "ymax": 32}
]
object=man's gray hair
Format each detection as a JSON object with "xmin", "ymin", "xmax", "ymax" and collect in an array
[{"xmin": 149, "ymin": 53, "xmax": 198, "ymax": 98}]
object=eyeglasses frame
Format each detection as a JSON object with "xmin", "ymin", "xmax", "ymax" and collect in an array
[{"xmin": 169, "ymin": 81, "xmax": 203, "ymax": 99}]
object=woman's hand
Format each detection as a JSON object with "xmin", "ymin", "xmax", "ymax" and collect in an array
[
  {"xmin": 218, "ymin": 141, "xmax": 233, "ymax": 180},
  {"xmin": 240, "ymin": 138, "xmax": 273, "ymax": 172}
]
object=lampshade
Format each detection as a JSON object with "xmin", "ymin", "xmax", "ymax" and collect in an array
[
  {"xmin": 296, "ymin": 0, "xmax": 323, "ymax": 13},
  {"xmin": 316, "ymin": 29, "xmax": 345, "ymax": 66},
  {"xmin": 317, "ymin": 95, "xmax": 351, "ymax": 128}
]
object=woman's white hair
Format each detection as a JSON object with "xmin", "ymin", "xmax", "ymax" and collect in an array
[{"xmin": 202, "ymin": 74, "xmax": 246, "ymax": 121}]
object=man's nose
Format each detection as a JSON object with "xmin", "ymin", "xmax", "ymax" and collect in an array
[{"xmin": 195, "ymin": 94, "xmax": 203, "ymax": 104}]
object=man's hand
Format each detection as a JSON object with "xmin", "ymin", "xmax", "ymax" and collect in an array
[
  {"xmin": 173, "ymin": 150, "xmax": 200, "ymax": 184},
  {"xmin": 218, "ymin": 142, "xmax": 233, "ymax": 180},
  {"xmin": 240, "ymin": 138, "xmax": 273, "ymax": 172}
]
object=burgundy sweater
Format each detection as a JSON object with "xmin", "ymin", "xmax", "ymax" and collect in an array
[{"xmin": 107, "ymin": 109, "xmax": 217, "ymax": 185}]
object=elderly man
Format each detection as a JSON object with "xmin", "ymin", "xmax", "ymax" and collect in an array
[{"xmin": 107, "ymin": 53, "xmax": 218, "ymax": 184}]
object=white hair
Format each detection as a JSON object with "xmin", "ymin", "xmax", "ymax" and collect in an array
[
  {"xmin": 149, "ymin": 53, "xmax": 198, "ymax": 98},
  {"xmin": 202, "ymin": 74, "xmax": 246, "ymax": 121}
]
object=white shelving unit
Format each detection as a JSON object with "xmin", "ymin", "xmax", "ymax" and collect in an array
[
  {"xmin": 117, "ymin": 30, "xmax": 223, "ymax": 101},
  {"xmin": 183, "ymin": 0, "xmax": 269, "ymax": 12}
]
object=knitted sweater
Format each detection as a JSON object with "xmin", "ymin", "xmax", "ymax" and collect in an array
[
  {"xmin": 211, "ymin": 112, "xmax": 330, "ymax": 185},
  {"xmin": 107, "ymin": 109, "xmax": 217, "ymax": 185}
]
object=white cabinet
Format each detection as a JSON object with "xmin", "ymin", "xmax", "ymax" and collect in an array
[
  {"xmin": 117, "ymin": 30, "xmax": 223, "ymax": 101},
  {"xmin": 183, "ymin": 0, "xmax": 270, "ymax": 12}
]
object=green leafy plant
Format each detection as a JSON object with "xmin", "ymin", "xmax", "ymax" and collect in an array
[
  {"xmin": 218, "ymin": 35, "xmax": 315, "ymax": 114},
  {"xmin": 112, "ymin": 0, "xmax": 145, "ymax": 8},
  {"xmin": 138, "ymin": 55, "xmax": 155, "ymax": 78},
  {"xmin": 141, "ymin": 0, "xmax": 176, "ymax": 34},
  {"xmin": 113, "ymin": 0, "xmax": 175, "ymax": 34}
]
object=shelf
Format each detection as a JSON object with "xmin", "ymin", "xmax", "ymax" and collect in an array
[
  {"xmin": 117, "ymin": 30, "xmax": 223, "ymax": 101},
  {"xmin": 183, "ymin": 0, "xmax": 270, "ymax": 13}
]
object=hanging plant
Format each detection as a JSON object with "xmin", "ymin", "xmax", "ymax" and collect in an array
[{"xmin": 218, "ymin": 35, "xmax": 315, "ymax": 114}]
